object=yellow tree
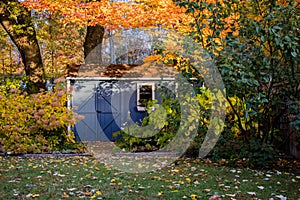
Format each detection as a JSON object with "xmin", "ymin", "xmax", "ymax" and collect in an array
[
  {"xmin": 0, "ymin": 26, "xmax": 23, "ymax": 76},
  {"xmin": 33, "ymin": 11, "xmax": 84, "ymax": 77}
]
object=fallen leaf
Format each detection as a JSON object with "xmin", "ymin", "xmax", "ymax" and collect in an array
[
  {"xmin": 209, "ymin": 195, "xmax": 222, "ymax": 200},
  {"xmin": 194, "ymin": 180, "xmax": 200, "ymax": 185},
  {"xmin": 247, "ymin": 192, "xmax": 256, "ymax": 196},
  {"xmin": 67, "ymin": 188, "xmax": 77, "ymax": 191},
  {"xmin": 226, "ymin": 193, "xmax": 236, "ymax": 197},
  {"xmin": 26, "ymin": 193, "xmax": 32, "ymax": 198},
  {"xmin": 276, "ymin": 171, "xmax": 282, "ymax": 175},
  {"xmin": 84, "ymin": 191, "xmax": 92, "ymax": 196},
  {"xmin": 61, "ymin": 192, "xmax": 69, "ymax": 198},
  {"xmin": 275, "ymin": 195, "xmax": 287, "ymax": 200},
  {"xmin": 31, "ymin": 194, "xmax": 40, "ymax": 198},
  {"xmin": 257, "ymin": 186, "xmax": 264, "ymax": 190}
]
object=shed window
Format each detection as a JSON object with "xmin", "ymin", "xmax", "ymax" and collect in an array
[{"xmin": 137, "ymin": 83, "xmax": 155, "ymax": 111}]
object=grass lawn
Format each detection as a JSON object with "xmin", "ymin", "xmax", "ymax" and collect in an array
[{"xmin": 0, "ymin": 156, "xmax": 299, "ymax": 199}]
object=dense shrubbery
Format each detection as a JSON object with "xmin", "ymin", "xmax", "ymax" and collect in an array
[
  {"xmin": 114, "ymin": 86, "xmax": 213, "ymax": 153},
  {"xmin": 0, "ymin": 78, "xmax": 83, "ymax": 154},
  {"xmin": 114, "ymin": 85, "xmax": 282, "ymax": 167},
  {"xmin": 174, "ymin": 0, "xmax": 299, "ymax": 166},
  {"xmin": 208, "ymin": 133, "xmax": 278, "ymax": 168},
  {"xmin": 114, "ymin": 95, "xmax": 181, "ymax": 152}
]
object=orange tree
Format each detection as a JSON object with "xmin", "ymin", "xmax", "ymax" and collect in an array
[
  {"xmin": 1, "ymin": 0, "xmax": 191, "ymax": 90},
  {"xmin": 19, "ymin": 0, "xmax": 195, "ymax": 77},
  {"xmin": 22, "ymin": 0, "xmax": 189, "ymax": 30}
]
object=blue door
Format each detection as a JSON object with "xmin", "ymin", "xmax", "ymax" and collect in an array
[
  {"xmin": 96, "ymin": 81, "xmax": 122, "ymax": 141},
  {"xmin": 72, "ymin": 81, "xmax": 101, "ymax": 141}
]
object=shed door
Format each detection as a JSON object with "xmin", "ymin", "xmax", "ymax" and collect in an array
[
  {"xmin": 73, "ymin": 80, "xmax": 150, "ymax": 142},
  {"xmin": 72, "ymin": 81, "xmax": 100, "ymax": 141},
  {"xmin": 96, "ymin": 81, "xmax": 122, "ymax": 141}
]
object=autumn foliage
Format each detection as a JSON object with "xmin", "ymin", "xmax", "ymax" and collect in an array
[
  {"xmin": 0, "ymin": 79, "xmax": 82, "ymax": 154},
  {"xmin": 22, "ymin": 0, "xmax": 190, "ymax": 31}
]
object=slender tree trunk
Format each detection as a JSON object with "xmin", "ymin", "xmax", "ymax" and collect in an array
[
  {"xmin": 108, "ymin": 31, "xmax": 115, "ymax": 64},
  {"xmin": 0, "ymin": 0, "xmax": 46, "ymax": 93}
]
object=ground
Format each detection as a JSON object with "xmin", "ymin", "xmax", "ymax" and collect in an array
[{"xmin": 0, "ymin": 155, "xmax": 299, "ymax": 199}]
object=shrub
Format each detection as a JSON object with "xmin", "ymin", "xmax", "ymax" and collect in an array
[
  {"xmin": 0, "ymin": 78, "xmax": 83, "ymax": 154},
  {"xmin": 114, "ymin": 97, "xmax": 181, "ymax": 152},
  {"xmin": 114, "ymin": 87, "xmax": 212, "ymax": 153}
]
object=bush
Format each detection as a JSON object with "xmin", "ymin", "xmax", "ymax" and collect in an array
[
  {"xmin": 209, "ymin": 129, "xmax": 278, "ymax": 168},
  {"xmin": 0, "ymin": 78, "xmax": 83, "ymax": 154},
  {"xmin": 114, "ymin": 97, "xmax": 181, "ymax": 152},
  {"xmin": 114, "ymin": 87, "xmax": 212, "ymax": 153}
]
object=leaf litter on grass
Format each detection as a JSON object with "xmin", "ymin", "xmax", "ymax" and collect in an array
[{"xmin": 0, "ymin": 156, "xmax": 299, "ymax": 199}]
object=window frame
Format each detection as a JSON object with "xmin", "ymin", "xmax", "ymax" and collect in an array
[{"xmin": 136, "ymin": 82, "xmax": 155, "ymax": 111}]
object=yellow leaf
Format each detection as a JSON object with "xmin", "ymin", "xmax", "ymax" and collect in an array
[
  {"xmin": 95, "ymin": 167, "xmax": 100, "ymax": 171},
  {"xmin": 31, "ymin": 194, "xmax": 40, "ymax": 198},
  {"xmin": 96, "ymin": 190, "xmax": 102, "ymax": 195}
]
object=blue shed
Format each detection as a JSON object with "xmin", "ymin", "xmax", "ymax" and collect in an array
[{"xmin": 67, "ymin": 64, "xmax": 180, "ymax": 142}]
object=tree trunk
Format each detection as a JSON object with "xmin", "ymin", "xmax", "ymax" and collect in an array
[
  {"xmin": 84, "ymin": 24, "xmax": 105, "ymax": 65},
  {"xmin": 0, "ymin": 0, "xmax": 46, "ymax": 93}
]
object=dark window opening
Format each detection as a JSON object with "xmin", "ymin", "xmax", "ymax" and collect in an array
[{"xmin": 137, "ymin": 83, "xmax": 155, "ymax": 111}]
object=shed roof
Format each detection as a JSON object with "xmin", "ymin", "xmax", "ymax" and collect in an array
[{"xmin": 72, "ymin": 62, "xmax": 179, "ymax": 78}]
